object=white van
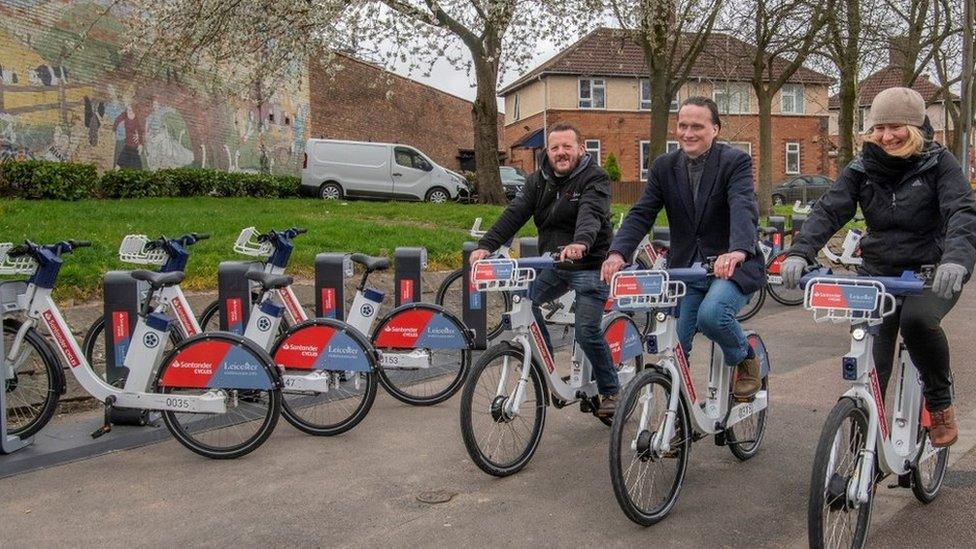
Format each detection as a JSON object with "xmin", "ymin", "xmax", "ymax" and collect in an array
[{"xmin": 301, "ymin": 139, "xmax": 470, "ymax": 202}]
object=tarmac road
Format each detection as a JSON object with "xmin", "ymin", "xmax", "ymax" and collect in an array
[{"xmin": 2, "ymin": 284, "xmax": 976, "ymax": 548}]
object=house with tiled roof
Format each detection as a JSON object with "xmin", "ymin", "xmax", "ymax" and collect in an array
[{"xmin": 498, "ymin": 27, "xmax": 836, "ymax": 201}]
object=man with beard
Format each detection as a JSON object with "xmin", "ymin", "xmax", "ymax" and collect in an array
[{"xmin": 471, "ymin": 122, "xmax": 618, "ymax": 416}]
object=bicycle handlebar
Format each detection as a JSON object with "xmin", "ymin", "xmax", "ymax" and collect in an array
[{"xmin": 799, "ymin": 267, "xmax": 928, "ymax": 296}]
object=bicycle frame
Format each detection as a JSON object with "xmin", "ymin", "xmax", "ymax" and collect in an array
[
  {"xmin": 9, "ymin": 282, "xmax": 227, "ymax": 414},
  {"xmin": 623, "ymin": 270, "xmax": 768, "ymax": 456}
]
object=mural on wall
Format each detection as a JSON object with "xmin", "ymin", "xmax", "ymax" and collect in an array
[{"xmin": 0, "ymin": 0, "xmax": 309, "ymax": 174}]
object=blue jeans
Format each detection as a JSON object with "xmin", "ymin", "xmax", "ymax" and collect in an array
[
  {"xmin": 677, "ymin": 278, "xmax": 751, "ymax": 366},
  {"xmin": 529, "ymin": 269, "xmax": 618, "ymax": 395}
]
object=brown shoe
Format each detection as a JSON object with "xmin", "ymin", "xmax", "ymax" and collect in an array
[
  {"xmin": 733, "ymin": 355, "xmax": 761, "ymax": 401},
  {"xmin": 929, "ymin": 405, "xmax": 958, "ymax": 447},
  {"xmin": 596, "ymin": 393, "xmax": 619, "ymax": 418}
]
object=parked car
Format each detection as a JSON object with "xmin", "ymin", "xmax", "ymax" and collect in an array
[
  {"xmin": 301, "ymin": 139, "xmax": 470, "ymax": 202},
  {"xmin": 770, "ymin": 174, "xmax": 834, "ymax": 206},
  {"xmin": 500, "ymin": 166, "xmax": 526, "ymax": 199}
]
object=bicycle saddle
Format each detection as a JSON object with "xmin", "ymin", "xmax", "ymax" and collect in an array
[
  {"xmin": 244, "ymin": 270, "xmax": 294, "ymax": 290},
  {"xmin": 350, "ymin": 253, "xmax": 390, "ymax": 272},
  {"xmin": 130, "ymin": 270, "xmax": 185, "ymax": 288},
  {"xmin": 760, "ymin": 227, "xmax": 779, "ymax": 236},
  {"xmin": 651, "ymin": 239, "xmax": 670, "ymax": 249}
]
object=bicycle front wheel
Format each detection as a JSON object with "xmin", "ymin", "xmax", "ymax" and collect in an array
[
  {"xmin": 808, "ymin": 397, "xmax": 872, "ymax": 549},
  {"xmin": 609, "ymin": 369, "xmax": 690, "ymax": 526},
  {"xmin": 3, "ymin": 322, "xmax": 61, "ymax": 439},
  {"xmin": 434, "ymin": 269, "xmax": 509, "ymax": 340},
  {"xmin": 459, "ymin": 342, "xmax": 546, "ymax": 477}
]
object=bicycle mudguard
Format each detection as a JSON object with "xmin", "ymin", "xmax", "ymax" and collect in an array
[
  {"xmin": 372, "ymin": 303, "xmax": 472, "ymax": 349},
  {"xmin": 157, "ymin": 333, "xmax": 280, "ymax": 390},
  {"xmin": 270, "ymin": 318, "xmax": 374, "ymax": 372},
  {"xmin": 601, "ymin": 313, "xmax": 644, "ymax": 365},
  {"xmin": 745, "ymin": 331, "xmax": 770, "ymax": 378}
]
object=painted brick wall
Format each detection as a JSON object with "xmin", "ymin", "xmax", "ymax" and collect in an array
[
  {"xmin": 310, "ymin": 54, "xmax": 497, "ymax": 172},
  {"xmin": 0, "ymin": 0, "xmax": 308, "ymax": 174}
]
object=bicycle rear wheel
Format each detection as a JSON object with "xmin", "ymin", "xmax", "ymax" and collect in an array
[
  {"xmin": 82, "ymin": 314, "xmax": 182, "ymax": 383},
  {"xmin": 459, "ymin": 342, "xmax": 546, "ymax": 477},
  {"xmin": 808, "ymin": 397, "xmax": 872, "ymax": 549},
  {"xmin": 737, "ymin": 286, "xmax": 765, "ymax": 322},
  {"xmin": 911, "ymin": 419, "xmax": 950, "ymax": 503},
  {"xmin": 3, "ymin": 322, "xmax": 61, "ymax": 439},
  {"xmin": 609, "ymin": 369, "xmax": 690, "ymax": 526},
  {"xmin": 435, "ymin": 269, "xmax": 510, "ymax": 341}
]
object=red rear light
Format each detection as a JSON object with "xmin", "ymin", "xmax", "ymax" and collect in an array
[
  {"xmin": 302, "ymin": 152, "xmax": 307, "ymax": 169},
  {"xmin": 772, "ymin": 233, "xmax": 782, "ymax": 248}
]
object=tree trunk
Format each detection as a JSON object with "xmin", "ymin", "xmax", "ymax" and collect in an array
[
  {"xmin": 648, "ymin": 77, "xmax": 671, "ymax": 160},
  {"xmin": 472, "ymin": 58, "xmax": 506, "ymax": 205},
  {"xmin": 756, "ymin": 92, "xmax": 774, "ymax": 217},
  {"xmin": 836, "ymin": 65, "xmax": 858, "ymax": 170}
]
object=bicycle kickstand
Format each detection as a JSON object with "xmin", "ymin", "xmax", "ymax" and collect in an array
[{"xmin": 91, "ymin": 395, "xmax": 117, "ymax": 439}]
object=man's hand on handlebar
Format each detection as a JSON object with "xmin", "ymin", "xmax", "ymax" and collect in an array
[
  {"xmin": 601, "ymin": 252, "xmax": 626, "ymax": 284},
  {"xmin": 714, "ymin": 250, "xmax": 746, "ymax": 280},
  {"xmin": 560, "ymin": 243, "xmax": 586, "ymax": 262}
]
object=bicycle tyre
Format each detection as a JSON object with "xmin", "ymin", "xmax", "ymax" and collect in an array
[
  {"xmin": 609, "ymin": 368, "xmax": 690, "ymax": 526},
  {"xmin": 911, "ymin": 422, "xmax": 950, "ymax": 504},
  {"xmin": 808, "ymin": 397, "xmax": 872, "ymax": 549},
  {"xmin": 434, "ymin": 269, "xmax": 509, "ymax": 340},
  {"xmin": 726, "ymin": 376, "xmax": 769, "ymax": 460},
  {"xmin": 3, "ymin": 321, "xmax": 61, "ymax": 439},
  {"xmin": 737, "ymin": 286, "xmax": 766, "ymax": 322},
  {"xmin": 459, "ymin": 342, "xmax": 547, "ymax": 477}
]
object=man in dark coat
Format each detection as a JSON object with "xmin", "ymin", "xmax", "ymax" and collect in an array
[
  {"xmin": 472, "ymin": 122, "xmax": 618, "ymax": 415},
  {"xmin": 602, "ymin": 97, "xmax": 764, "ymax": 400}
]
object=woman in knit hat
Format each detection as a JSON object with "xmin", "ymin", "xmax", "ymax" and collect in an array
[{"xmin": 781, "ymin": 86, "xmax": 976, "ymax": 447}]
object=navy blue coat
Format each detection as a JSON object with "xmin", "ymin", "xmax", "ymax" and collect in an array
[{"xmin": 609, "ymin": 142, "xmax": 765, "ymax": 294}]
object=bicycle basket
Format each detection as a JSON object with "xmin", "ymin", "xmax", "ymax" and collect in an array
[
  {"xmin": 118, "ymin": 235, "xmax": 168, "ymax": 265},
  {"xmin": 234, "ymin": 227, "xmax": 272, "ymax": 257},
  {"xmin": 611, "ymin": 270, "xmax": 685, "ymax": 309},
  {"xmin": 803, "ymin": 277, "xmax": 894, "ymax": 323},
  {"xmin": 471, "ymin": 259, "xmax": 535, "ymax": 291},
  {"xmin": 0, "ymin": 243, "xmax": 37, "ymax": 276}
]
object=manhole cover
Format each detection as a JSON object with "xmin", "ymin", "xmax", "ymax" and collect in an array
[{"xmin": 417, "ymin": 490, "xmax": 457, "ymax": 504}]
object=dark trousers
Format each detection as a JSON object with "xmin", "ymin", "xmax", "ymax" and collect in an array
[{"xmin": 873, "ymin": 289, "xmax": 958, "ymax": 412}]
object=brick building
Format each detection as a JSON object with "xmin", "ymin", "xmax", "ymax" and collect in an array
[
  {"xmin": 310, "ymin": 52, "xmax": 501, "ymax": 173},
  {"xmin": 498, "ymin": 28, "xmax": 835, "ymax": 201},
  {"xmin": 0, "ymin": 0, "xmax": 307, "ymax": 174}
]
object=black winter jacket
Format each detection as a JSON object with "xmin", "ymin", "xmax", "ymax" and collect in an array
[
  {"xmin": 477, "ymin": 153, "xmax": 613, "ymax": 269},
  {"xmin": 789, "ymin": 144, "xmax": 976, "ymax": 277}
]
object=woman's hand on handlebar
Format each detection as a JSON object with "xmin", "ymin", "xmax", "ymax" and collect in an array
[
  {"xmin": 780, "ymin": 255, "xmax": 809, "ymax": 289},
  {"xmin": 601, "ymin": 252, "xmax": 627, "ymax": 284}
]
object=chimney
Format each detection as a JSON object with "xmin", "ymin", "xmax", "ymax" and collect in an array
[{"xmin": 888, "ymin": 36, "xmax": 908, "ymax": 69}]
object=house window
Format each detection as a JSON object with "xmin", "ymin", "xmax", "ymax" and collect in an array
[
  {"xmin": 579, "ymin": 78, "xmax": 605, "ymax": 109},
  {"xmin": 720, "ymin": 140, "xmax": 752, "ymax": 155},
  {"xmin": 670, "ymin": 94, "xmax": 680, "ymax": 112},
  {"xmin": 585, "ymin": 139, "xmax": 601, "ymax": 164},
  {"xmin": 781, "ymin": 84, "xmax": 805, "ymax": 114},
  {"xmin": 666, "ymin": 140, "xmax": 680, "ymax": 154},
  {"xmin": 640, "ymin": 141, "xmax": 651, "ymax": 181},
  {"xmin": 513, "ymin": 94, "xmax": 520, "ymax": 121},
  {"xmin": 785, "ymin": 142, "xmax": 801, "ymax": 174},
  {"xmin": 639, "ymin": 79, "xmax": 651, "ymax": 110},
  {"xmin": 858, "ymin": 108, "xmax": 867, "ymax": 132},
  {"xmin": 713, "ymin": 83, "xmax": 750, "ymax": 114}
]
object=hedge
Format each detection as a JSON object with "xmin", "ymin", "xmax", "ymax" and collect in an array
[{"xmin": 0, "ymin": 160, "xmax": 301, "ymax": 200}]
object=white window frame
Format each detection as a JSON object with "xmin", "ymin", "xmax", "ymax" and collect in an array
[
  {"xmin": 584, "ymin": 139, "xmax": 601, "ymax": 165},
  {"xmin": 666, "ymin": 140, "xmax": 680, "ymax": 154},
  {"xmin": 640, "ymin": 140, "xmax": 651, "ymax": 181},
  {"xmin": 785, "ymin": 142, "xmax": 801, "ymax": 174},
  {"xmin": 579, "ymin": 78, "xmax": 606, "ymax": 109},
  {"xmin": 670, "ymin": 94, "xmax": 680, "ymax": 112},
  {"xmin": 639, "ymin": 79, "xmax": 651, "ymax": 110},
  {"xmin": 780, "ymin": 84, "xmax": 805, "ymax": 114},
  {"xmin": 726, "ymin": 141, "xmax": 752, "ymax": 156},
  {"xmin": 713, "ymin": 83, "xmax": 750, "ymax": 114},
  {"xmin": 512, "ymin": 93, "xmax": 520, "ymax": 121}
]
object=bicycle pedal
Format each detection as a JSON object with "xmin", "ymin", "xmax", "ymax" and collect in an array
[
  {"xmin": 714, "ymin": 431, "xmax": 727, "ymax": 446},
  {"xmin": 732, "ymin": 394, "xmax": 757, "ymax": 404},
  {"xmin": 888, "ymin": 474, "xmax": 912, "ymax": 489},
  {"xmin": 90, "ymin": 424, "xmax": 112, "ymax": 439}
]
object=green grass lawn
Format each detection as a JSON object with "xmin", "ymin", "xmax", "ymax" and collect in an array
[{"xmin": 0, "ymin": 197, "xmax": 831, "ymax": 300}]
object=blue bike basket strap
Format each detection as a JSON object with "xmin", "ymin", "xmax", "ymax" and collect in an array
[{"xmin": 259, "ymin": 300, "xmax": 284, "ymax": 318}]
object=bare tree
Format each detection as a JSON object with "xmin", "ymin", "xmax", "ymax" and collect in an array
[
  {"xmin": 727, "ymin": 0, "xmax": 830, "ymax": 215},
  {"xmin": 930, "ymin": 1, "xmax": 965, "ymax": 157},
  {"xmin": 596, "ymin": 0, "xmax": 724, "ymax": 158},
  {"xmin": 881, "ymin": 0, "xmax": 954, "ymax": 86},
  {"xmin": 352, "ymin": 1, "xmax": 589, "ymax": 204}
]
